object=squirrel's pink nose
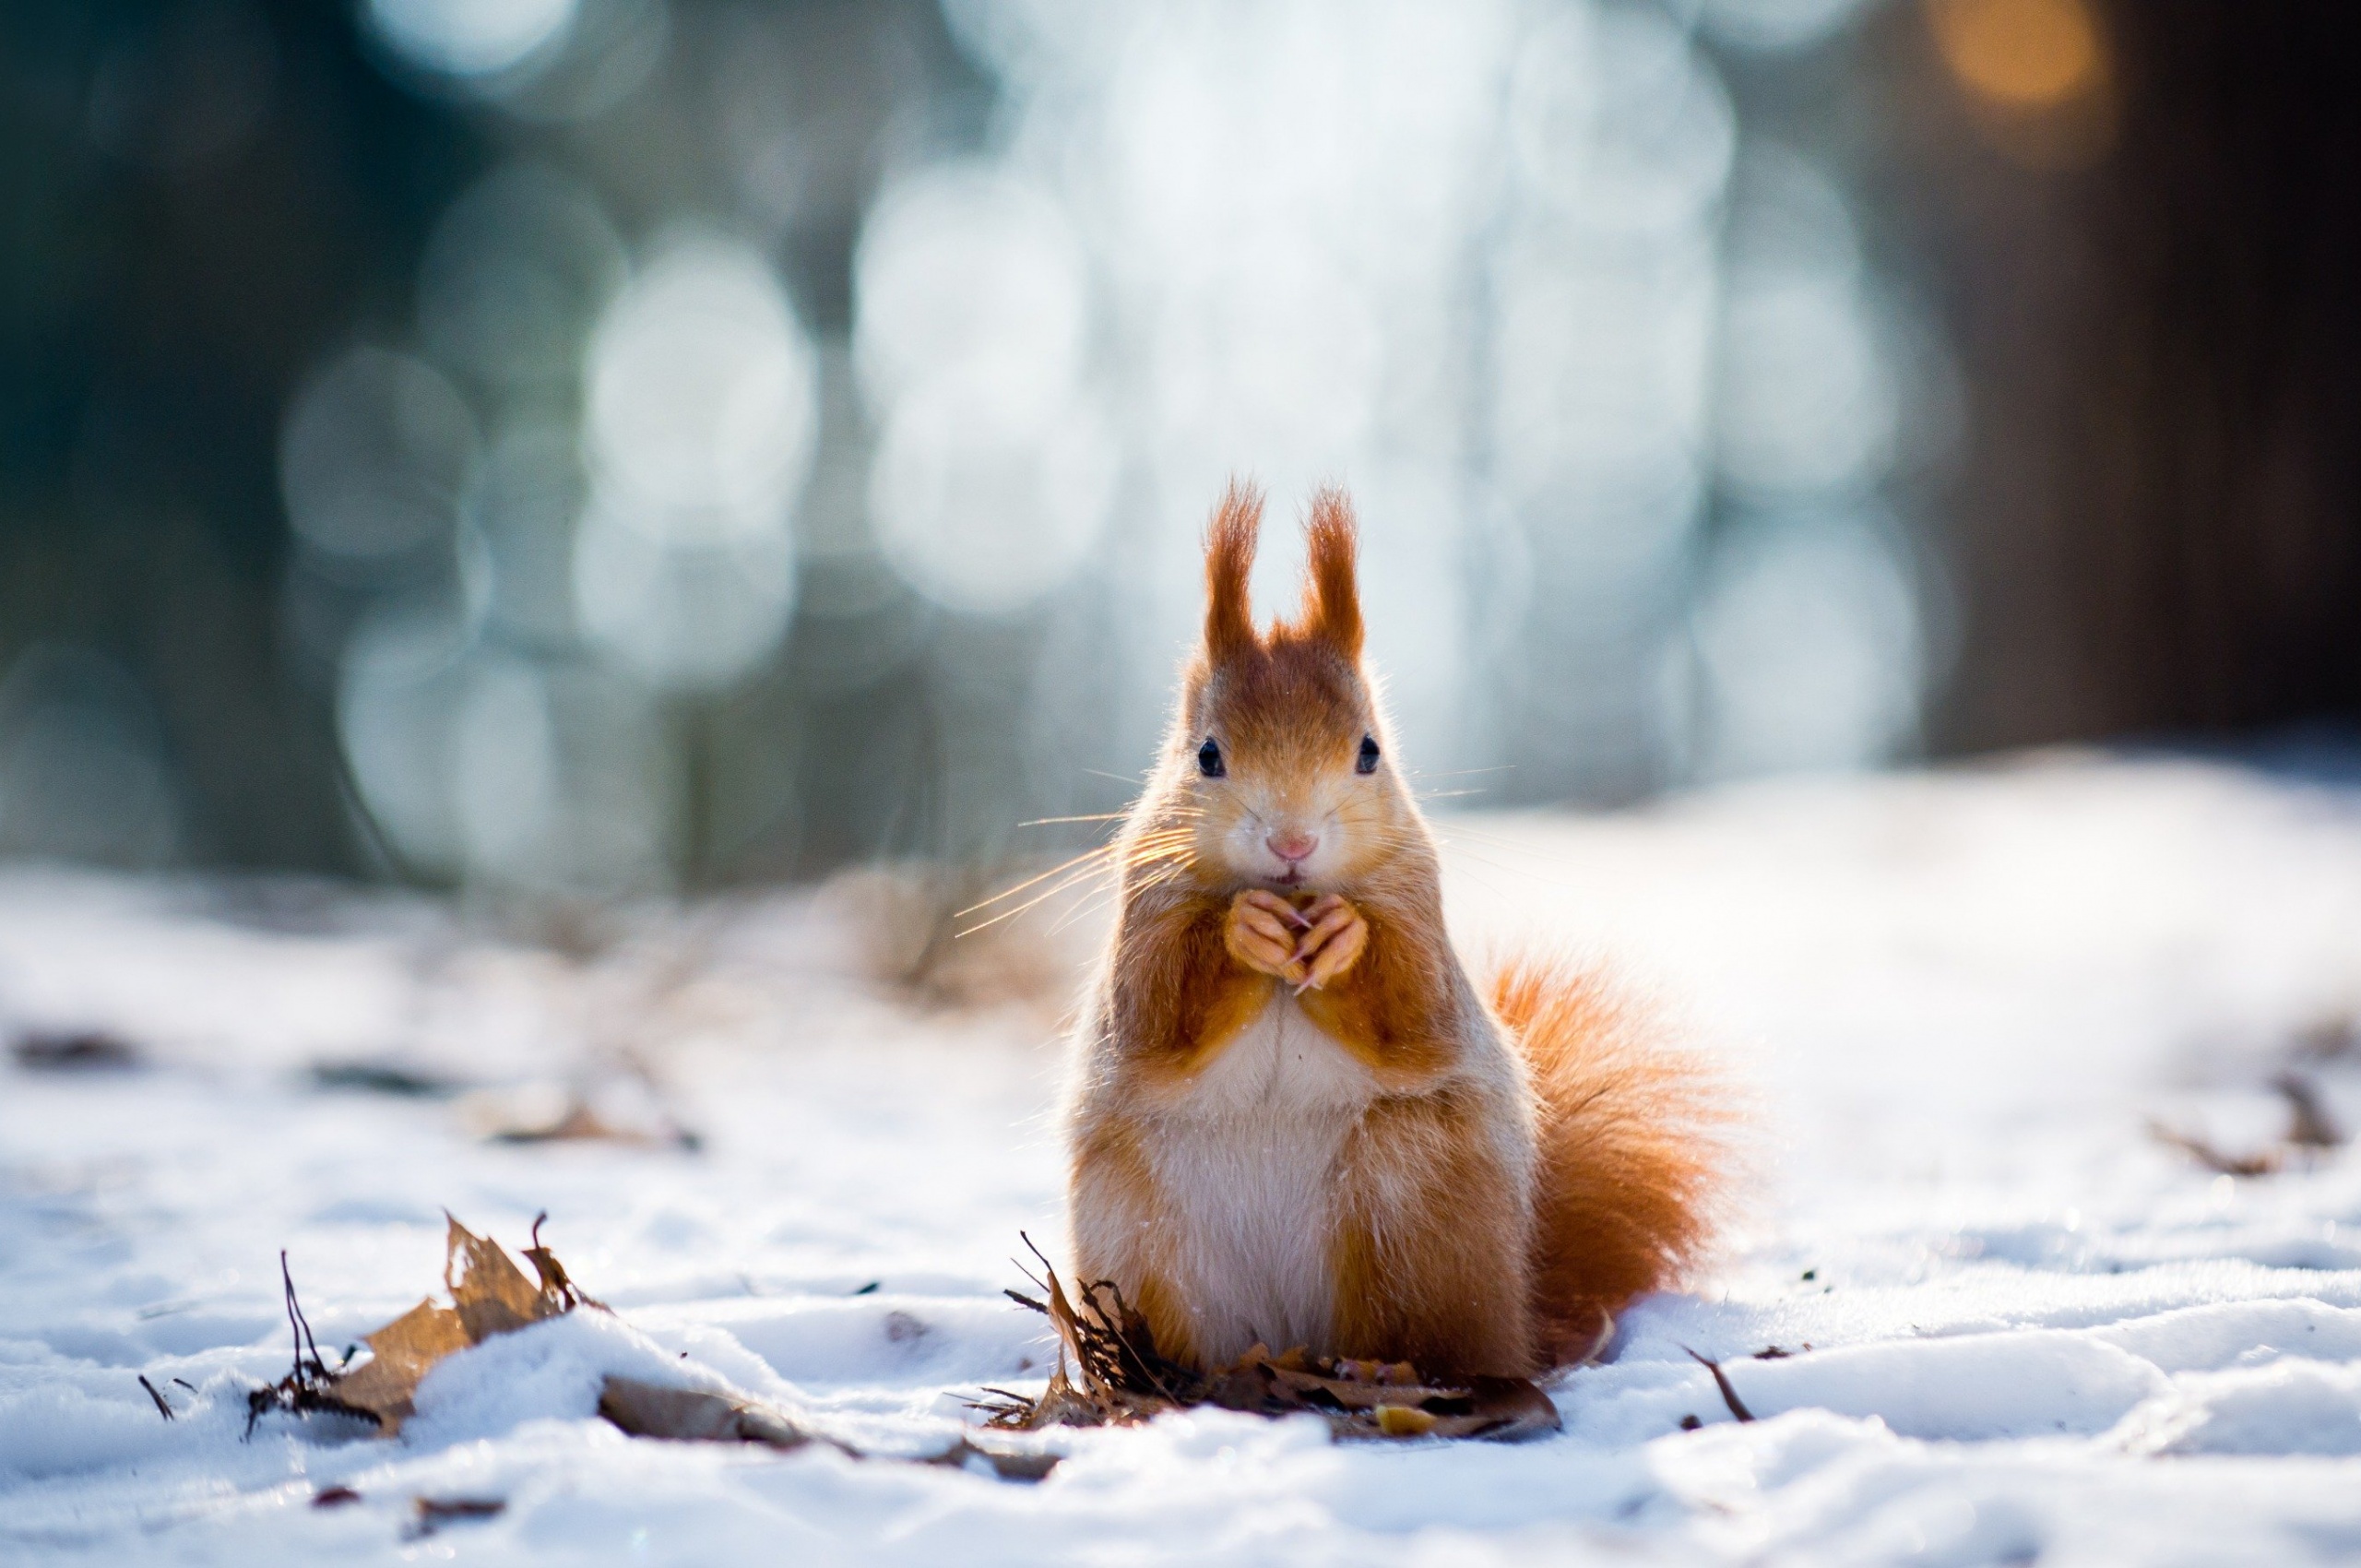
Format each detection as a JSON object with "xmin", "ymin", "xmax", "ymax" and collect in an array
[{"xmin": 1266, "ymin": 830, "xmax": 1319, "ymax": 864}]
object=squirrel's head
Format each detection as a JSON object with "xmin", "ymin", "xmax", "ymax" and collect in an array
[{"xmin": 1157, "ymin": 481, "xmax": 1414, "ymax": 895}]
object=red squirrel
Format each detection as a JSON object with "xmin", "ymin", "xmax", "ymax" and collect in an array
[{"xmin": 1066, "ymin": 481, "xmax": 1727, "ymax": 1378}]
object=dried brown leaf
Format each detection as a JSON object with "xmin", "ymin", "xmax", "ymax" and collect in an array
[
  {"xmin": 989, "ymin": 1250, "xmax": 1561, "ymax": 1443},
  {"xmin": 601, "ymin": 1376, "xmax": 1059, "ymax": 1481},
  {"xmin": 488, "ymin": 1100, "xmax": 653, "ymax": 1146},
  {"xmin": 522, "ymin": 1211, "xmax": 607, "ymax": 1312},
  {"xmin": 445, "ymin": 1214, "xmax": 561, "ymax": 1341},
  {"xmin": 1373, "ymin": 1404, "xmax": 1438, "ymax": 1437},
  {"xmin": 597, "ymin": 1377, "xmax": 818, "ymax": 1451},
  {"xmin": 408, "ymin": 1496, "xmax": 504, "ymax": 1539},
  {"xmin": 331, "ymin": 1299, "xmax": 470, "ymax": 1431},
  {"xmin": 1333, "ymin": 1359, "xmax": 1421, "ymax": 1385},
  {"xmin": 922, "ymin": 1436, "xmax": 1062, "ymax": 1482},
  {"xmin": 303, "ymin": 1215, "xmax": 593, "ymax": 1436}
]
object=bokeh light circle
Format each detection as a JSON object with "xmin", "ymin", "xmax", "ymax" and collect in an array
[
  {"xmin": 571, "ymin": 493, "xmax": 797, "ymax": 691},
  {"xmin": 280, "ymin": 346, "xmax": 479, "ymax": 570},
  {"xmin": 854, "ymin": 164, "xmax": 1092, "ymax": 423},
  {"xmin": 585, "ymin": 231, "xmax": 817, "ymax": 541},
  {"xmin": 363, "ymin": 0, "xmax": 577, "ymax": 79},
  {"xmin": 869, "ymin": 382, "xmax": 1116, "ymax": 617},
  {"xmin": 416, "ymin": 163, "xmax": 626, "ymax": 390}
]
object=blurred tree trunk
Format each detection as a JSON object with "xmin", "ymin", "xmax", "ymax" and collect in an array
[{"xmin": 1917, "ymin": 0, "xmax": 2361, "ymax": 748}]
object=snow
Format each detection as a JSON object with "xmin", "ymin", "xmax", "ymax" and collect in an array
[{"xmin": 6, "ymin": 750, "xmax": 2361, "ymax": 1563}]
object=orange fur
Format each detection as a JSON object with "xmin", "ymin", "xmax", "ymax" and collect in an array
[
  {"xmin": 1290, "ymin": 873, "xmax": 1461, "ymax": 1082},
  {"xmin": 1114, "ymin": 890, "xmax": 1281, "ymax": 1080},
  {"xmin": 1330, "ymin": 1087, "xmax": 1533, "ymax": 1374},
  {"xmin": 1496, "ymin": 956, "xmax": 1730, "ymax": 1362},
  {"xmin": 1065, "ymin": 481, "xmax": 1729, "ymax": 1378},
  {"xmin": 1203, "ymin": 479, "xmax": 1262, "ymax": 663},
  {"xmin": 1299, "ymin": 486, "xmax": 1363, "ymax": 659}
]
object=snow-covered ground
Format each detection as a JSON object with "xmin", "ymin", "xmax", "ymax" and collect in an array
[{"xmin": 6, "ymin": 750, "xmax": 2361, "ymax": 1564}]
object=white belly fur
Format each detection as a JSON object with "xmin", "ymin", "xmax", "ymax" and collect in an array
[{"xmin": 1139, "ymin": 992, "xmax": 1379, "ymax": 1364}]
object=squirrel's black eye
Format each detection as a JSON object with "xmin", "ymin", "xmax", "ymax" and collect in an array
[
  {"xmin": 1197, "ymin": 737, "xmax": 1225, "ymax": 778},
  {"xmin": 1357, "ymin": 734, "xmax": 1381, "ymax": 775}
]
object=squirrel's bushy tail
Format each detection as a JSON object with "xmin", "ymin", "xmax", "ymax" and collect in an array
[{"xmin": 1491, "ymin": 955, "xmax": 1732, "ymax": 1363}]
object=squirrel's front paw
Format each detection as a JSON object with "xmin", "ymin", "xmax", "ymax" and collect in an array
[
  {"xmin": 1292, "ymin": 894, "xmax": 1368, "ymax": 991},
  {"xmin": 1226, "ymin": 890, "xmax": 1311, "ymax": 985}
]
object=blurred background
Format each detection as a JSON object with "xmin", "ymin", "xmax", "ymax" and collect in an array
[{"xmin": 0, "ymin": 0, "xmax": 2354, "ymax": 898}]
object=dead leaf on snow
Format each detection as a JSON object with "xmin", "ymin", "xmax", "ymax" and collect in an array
[
  {"xmin": 598, "ymin": 1375, "xmax": 1057, "ymax": 1481},
  {"xmin": 445, "ymin": 1213, "xmax": 563, "ymax": 1342},
  {"xmin": 978, "ymin": 1236, "xmax": 1562, "ymax": 1443},
  {"xmin": 522, "ymin": 1215, "xmax": 607, "ymax": 1312},
  {"xmin": 408, "ymin": 1496, "xmax": 504, "ymax": 1538},
  {"xmin": 330, "ymin": 1299, "xmax": 470, "ymax": 1431},
  {"xmin": 254, "ymin": 1214, "xmax": 599, "ymax": 1437},
  {"xmin": 259, "ymin": 1215, "xmax": 1061, "ymax": 1480},
  {"xmin": 466, "ymin": 1088, "xmax": 701, "ymax": 1150},
  {"xmin": 921, "ymin": 1436, "xmax": 1064, "ymax": 1482},
  {"xmin": 598, "ymin": 1377, "xmax": 824, "ymax": 1451},
  {"xmin": 1373, "ymin": 1404, "xmax": 1438, "ymax": 1437}
]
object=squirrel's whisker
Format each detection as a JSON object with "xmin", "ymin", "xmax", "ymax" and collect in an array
[{"xmin": 956, "ymin": 844, "xmax": 1122, "ymax": 918}]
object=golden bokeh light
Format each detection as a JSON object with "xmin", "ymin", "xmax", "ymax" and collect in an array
[{"xmin": 1926, "ymin": 0, "xmax": 2105, "ymax": 110}]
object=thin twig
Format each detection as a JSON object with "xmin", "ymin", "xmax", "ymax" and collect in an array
[
  {"xmin": 281, "ymin": 1250, "xmax": 331, "ymax": 1380},
  {"xmin": 1684, "ymin": 1348, "xmax": 1754, "ymax": 1422}
]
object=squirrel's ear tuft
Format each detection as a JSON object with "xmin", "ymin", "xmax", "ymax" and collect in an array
[
  {"xmin": 1302, "ymin": 486, "xmax": 1363, "ymax": 661},
  {"xmin": 1204, "ymin": 479, "xmax": 1263, "ymax": 661}
]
